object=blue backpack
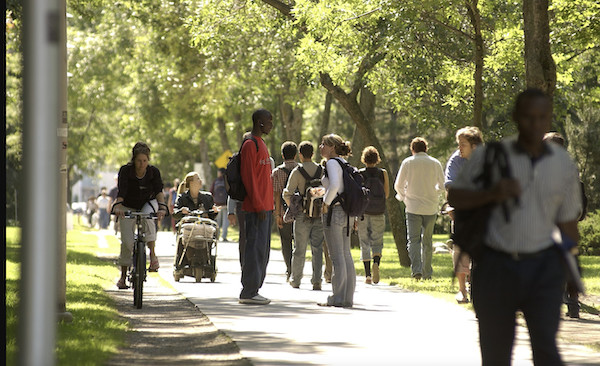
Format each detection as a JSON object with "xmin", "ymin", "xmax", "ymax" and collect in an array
[{"xmin": 326, "ymin": 158, "xmax": 370, "ymax": 235}]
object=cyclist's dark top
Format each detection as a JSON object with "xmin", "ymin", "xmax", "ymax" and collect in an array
[
  {"xmin": 173, "ymin": 190, "xmax": 216, "ymax": 220},
  {"xmin": 117, "ymin": 163, "xmax": 164, "ymax": 210}
]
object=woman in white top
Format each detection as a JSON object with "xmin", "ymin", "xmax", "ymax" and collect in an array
[{"xmin": 318, "ymin": 134, "xmax": 356, "ymax": 308}]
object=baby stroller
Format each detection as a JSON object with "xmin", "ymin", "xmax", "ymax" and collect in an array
[{"xmin": 173, "ymin": 209, "xmax": 218, "ymax": 282}]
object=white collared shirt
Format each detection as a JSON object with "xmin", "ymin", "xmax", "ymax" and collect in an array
[
  {"xmin": 450, "ymin": 137, "xmax": 582, "ymax": 253},
  {"xmin": 322, "ymin": 157, "xmax": 346, "ymax": 206},
  {"xmin": 394, "ymin": 152, "xmax": 445, "ymax": 215}
]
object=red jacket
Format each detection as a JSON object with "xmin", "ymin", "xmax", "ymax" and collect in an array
[{"xmin": 241, "ymin": 136, "xmax": 274, "ymax": 212}]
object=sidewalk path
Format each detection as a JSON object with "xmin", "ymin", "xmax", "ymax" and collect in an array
[{"xmin": 152, "ymin": 232, "xmax": 600, "ymax": 366}]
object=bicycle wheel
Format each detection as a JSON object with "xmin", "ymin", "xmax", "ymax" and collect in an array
[{"xmin": 133, "ymin": 240, "xmax": 145, "ymax": 309}]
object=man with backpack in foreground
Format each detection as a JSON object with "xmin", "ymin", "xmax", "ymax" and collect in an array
[
  {"xmin": 394, "ymin": 137, "xmax": 445, "ymax": 280},
  {"xmin": 272, "ymin": 141, "xmax": 299, "ymax": 282},
  {"xmin": 283, "ymin": 141, "xmax": 325, "ymax": 290},
  {"xmin": 237, "ymin": 109, "xmax": 275, "ymax": 305},
  {"xmin": 448, "ymin": 89, "xmax": 582, "ymax": 365}
]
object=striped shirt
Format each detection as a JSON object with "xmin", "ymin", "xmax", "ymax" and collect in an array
[
  {"xmin": 272, "ymin": 161, "xmax": 299, "ymax": 194},
  {"xmin": 451, "ymin": 137, "xmax": 582, "ymax": 254}
]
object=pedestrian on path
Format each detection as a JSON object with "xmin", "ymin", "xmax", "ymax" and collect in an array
[
  {"xmin": 211, "ymin": 168, "xmax": 230, "ymax": 241},
  {"xmin": 357, "ymin": 146, "xmax": 389, "ymax": 285},
  {"xmin": 272, "ymin": 141, "xmax": 299, "ymax": 281},
  {"xmin": 394, "ymin": 137, "xmax": 445, "ymax": 280},
  {"xmin": 445, "ymin": 126, "xmax": 483, "ymax": 304},
  {"xmin": 318, "ymin": 134, "xmax": 355, "ymax": 308},
  {"xmin": 239, "ymin": 109, "xmax": 275, "ymax": 305},
  {"xmin": 283, "ymin": 141, "xmax": 325, "ymax": 290},
  {"xmin": 96, "ymin": 187, "xmax": 111, "ymax": 229},
  {"xmin": 448, "ymin": 89, "xmax": 583, "ymax": 365}
]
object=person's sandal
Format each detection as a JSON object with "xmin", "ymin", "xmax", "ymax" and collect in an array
[
  {"xmin": 148, "ymin": 258, "xmax": 160, "ymax": 272},
  {"xmin": 116, "ymin": 278, "xmax": 129, "ymax": 289}
]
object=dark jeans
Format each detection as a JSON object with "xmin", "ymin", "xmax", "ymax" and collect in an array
[
  {"xmin": 473, "ymin": 246, "xmax": 566, "ymax": 366},
  {"xmin": 240, "ymin": 211, "xmax": 272, "ymax": 299},
  {"xmin": 236, "ymin": 202, "xmax": 246, "ymax": 268},
  {"xmin": 278, "ymin": 222, "xmax": 293, "ymax": 276}
]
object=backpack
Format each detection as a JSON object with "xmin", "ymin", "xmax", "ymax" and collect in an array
[
  {"xmin": 326, "ymin": 158, "xmax": 370, "ymax": 235},
  {"xmin": 360, "ymin": 167, "xmax": 386, "ymax": 215},
  {"xmin": 452, "ymin": 142, "xmax": 514, "ymax": 262},
  {"xmin": 225, "ymin": 136, "xmax": 258, "ymax": 201},
  {"xmin": 212, "ymin": 177, "xmax": 228, "ymax": 206},
  {"xmin": 297, "ymin": 165, "xmax": 324, "ymax": 218}
]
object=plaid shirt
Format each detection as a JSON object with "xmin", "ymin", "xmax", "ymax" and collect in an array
[{"xmin": 272, "ymin": 161, "xmax": 299, "ymax": 194}]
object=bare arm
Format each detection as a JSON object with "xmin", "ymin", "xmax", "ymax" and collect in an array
[
  {"xmin": 557, "ymin": 220, "xmax": 580, "ymax": 245},
  {"xmin": 383, "ymin": 169, "xmax": 390, "ymax": 199}
]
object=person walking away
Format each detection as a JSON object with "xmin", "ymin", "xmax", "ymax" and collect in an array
[
  {"xmin": 448, "ymin": 89, "xmax": 583, "ymax": 365},
  {"xmin": 543, "ymin": 131, "xmax": 587, "ymax": 319},
  {"xmin": 318, "ymin": 134, "xmax": 356, "ymax": 308},
  {"xmin": 358, "ymin": 146, "xmax": 390, "ymax": 285},
  {"xmin": 272, "ymin": 141, "xmax": 299, "ymax": 281},
  {"xmin": 87, "ymin": 195, "xmax": 98, "ymax": 228},
  {"xmin": 445, "ymin": 127, "xmax": 483, "ymax": 303},
  {"xmin": 239, "ymin": 109, "xmax": 275, "ymax": 305},
  {"xmin": 160, "ymin": 183, "xmax": 173, "ymax": 230},
  {"xmin": 96, "ymin": 187, "xmax": 111, "ymax": 229},
  {"xmin": 211, "ymin": 168, "xmax": 230, "ymax": 241},
  {"xmin": 283, "ymin": 141, "xmax": 325, "ymax": 290},
  {"xmin": 112, "ymin": 142, "xmax": 167, "ymax": 289},
  {"xmin": 394, "ymin": 137, "xmax": 445, "ymax": 280},
  {"xmin": 108, "ymin": 175, "xmax": 120, "ymax": 234}
]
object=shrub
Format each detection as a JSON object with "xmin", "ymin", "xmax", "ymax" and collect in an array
[{"xmin": 578, "ymin": 210, "xmax": 600, "ymax": 255}]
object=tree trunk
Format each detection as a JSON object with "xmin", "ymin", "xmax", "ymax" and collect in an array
[
  {"xmin": 320, "ymin": 74, "xmax": 410, "ymax": 267},
  {"xmin": 466, "ymin": 0, "xmax": 484, "ymax": 129},
  {"xmin": 349, "ymin": 86, "xmax": 375, "ymax": 166},
  {"xmin": 278, "ymin": 95, "xmax": 303, "ymax": 143},
  {"xmin": 387, "ymin": 110, "xmax": 401, "ymax": 175},
  {"xmin": 522, "ymin": 0, "xmax": 556, "ymax": 101},
  {"xmin": 319, "ymin": 91, "xmax": 333, "ymax": 140},
  {"xmin": 217, "ymin": 117, "xmax": 232, "ymax": 152}
]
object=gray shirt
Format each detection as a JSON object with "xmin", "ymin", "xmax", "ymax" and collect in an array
[
  {"xmin": 451, "ymin": 137, "xmax": 582, "ymax": 254},
  {"xmin": 283, "ymin": 161, "xmax": 322, "ymax": 206}
]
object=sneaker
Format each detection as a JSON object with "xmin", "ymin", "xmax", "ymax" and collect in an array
[
  {"xmin": 365, "ymin": 276, "xmax": 372, "ymax": 284},
  {"xmin": 313, "ymin": 283, "xmax": 322, "ymax": 291},
  {"xmin": 372, "ymin": 263, "xmax": 380, "ymax": 284},
  {"xmin": 290, "ymin": 282, "xmax": 300, "ymax": 289},
  {"xmin": 239, "ymin": 294, "xmax": 271, "ymax": 305},
  {"xmin": 221, "ymin": 237, "xmax": 229, "ymax": 242},
  {"xmin": 324, "ymin": 277, "xmax": 332, "ymax": 283},
  {"xmin": 413, "ymin": 273, "xmax": 422, "ymax": 280}
]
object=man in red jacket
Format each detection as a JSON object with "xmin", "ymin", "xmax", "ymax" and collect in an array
[{"xmin": 239, "ymin": 109, "xmax": 275, "ymax": 305}]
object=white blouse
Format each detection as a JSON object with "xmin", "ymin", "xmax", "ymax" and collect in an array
[{"xmin": 322, "ymin": 157, "xmax": 346, "ymax": 206}]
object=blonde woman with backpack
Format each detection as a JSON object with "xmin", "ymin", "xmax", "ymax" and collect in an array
[
  {"xmin": 318, "ymin": 134, "xmax": 356, "ymax": 308},
  {"xmin": 358, "ymin": 146, "xmax": 390, "ymax": 284}
]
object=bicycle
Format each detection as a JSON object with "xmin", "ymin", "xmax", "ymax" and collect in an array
[{"xmin": 112, "ymin": 203, "xmax": 168, "ymax": 309}]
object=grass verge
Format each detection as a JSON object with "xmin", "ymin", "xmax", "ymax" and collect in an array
[{"xmin": 6, "ymin": 227, "xmax": 128, "ymax": 365}]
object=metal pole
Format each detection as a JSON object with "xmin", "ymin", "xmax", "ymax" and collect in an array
[
  {"xmin": 20, "ymin": 0, "xmax": 60, "ymax": 364},
  {"xmin": 57, "ymin": 0, "xmax": 73, "ymax": 323}
]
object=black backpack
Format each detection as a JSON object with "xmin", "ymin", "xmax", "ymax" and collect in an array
[
  {"xmin": 225, "ymin": 136, "xmax": 258, "ymax": 201},
  {"xmin": 452, "ymin": 142, "xmax": 514, "ymax": 262},
  {"xmin": 297, "ymin": 165, "xmax": 324, "ymax": 218},
  {"xmin": 360, "ymin": 167, "xmax": 386, "ymax": 215},
  {"xmin": 326, "ymin": 158, "xmax": 370, "ymax": 235},
  {"xmin": 212, "ymin": 177, "xmax": 228, "ymax": 206}
]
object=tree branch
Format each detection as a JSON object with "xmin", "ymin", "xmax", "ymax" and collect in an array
[
  {"xmin": 350, "ymin": 51, "xmax": 387, "ymax": 98},
  {"xmin": 420, "ymin": 11, "xmax": 474, "ymax": 41},
  {"xmin": 261, "ymin": 0, "xmax": 294, "ymax": 20}
]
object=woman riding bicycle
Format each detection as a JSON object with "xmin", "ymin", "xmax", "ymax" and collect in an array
[{"xmin": 113, "ymin": 142, "xmax": 167, "ymax": 289}]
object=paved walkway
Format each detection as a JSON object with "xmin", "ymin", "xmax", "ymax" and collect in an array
[{"xmin": 146, "ymin": 232, "xmax": 600, "ymax": 366}]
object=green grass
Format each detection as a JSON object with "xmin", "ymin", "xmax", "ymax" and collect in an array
[{"xmin": 6, "ymin": 227, "xmax": 128, "ymax": 365}]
